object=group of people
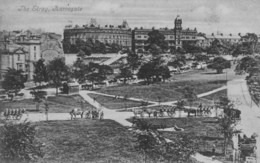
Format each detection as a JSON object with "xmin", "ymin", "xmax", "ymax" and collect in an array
[
  {"xmin": 2, "ymin": 108, "xmax": 27, "ymax": 120},
  {"xmin": 85, "ymin": 110, "xmax": 104, "ymax": 120}
]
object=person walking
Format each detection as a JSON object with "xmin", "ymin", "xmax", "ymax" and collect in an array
[{"xmin": 44, "ymin": 99, "xmax": 49, "ymax": 121}]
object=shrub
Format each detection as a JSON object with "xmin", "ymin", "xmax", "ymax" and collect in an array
[{"xmin": 0, "ymin": 121, "xmax": 44, "ymax": 162}]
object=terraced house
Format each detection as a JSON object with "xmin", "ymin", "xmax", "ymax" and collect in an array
[{"xmin": 63, "ymin": 19, "xmax": 132, "ymax": 50}]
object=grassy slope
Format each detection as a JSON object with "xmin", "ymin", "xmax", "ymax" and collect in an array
[
  {"xmin": 98, "ymin": 80, "xmax": 226, "ymax": 102},
  {"xmin": 88, "ymin": 93, "xmax": 146, "ymax": 109},
  {"xmin": 35, "ymin": 119, "xmax": 142, "ymax": 163},
  {"xmin": 128, "ymin": 117, "xmax": 232, "ymax": 159},
  {"xmin": 0, "ymin": 95, "xmax": 94, "ymax": 113}
]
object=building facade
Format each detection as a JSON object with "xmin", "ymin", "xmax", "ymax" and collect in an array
[
  {"xmin": 63, "ymin": 20, "xmax": 132, "ymax": 51},
  {"xmin": 132, "ymin": 15, "xmax": 197, "ymax": 52},
  {"xmin": 0, "ymin": 30, "xmax": 64, "ymax": 81}
]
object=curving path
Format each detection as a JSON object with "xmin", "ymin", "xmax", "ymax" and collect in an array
[{"xmin": 227, "ymin": 78, "xmax": 260, "ymax": 162}]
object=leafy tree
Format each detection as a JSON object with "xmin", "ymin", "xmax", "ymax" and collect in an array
[
  {"xmin": 163, "ymin": 133, "xmax": 198, "ymax": 162},
  {"xmin": 194, "ymin": 54, "xmax": 209, "ymax": 62},
  {"xmin": 208, "ymin": 57, "xmax": 231, "ymax": 74},
  {"xmin": 145, "ymin": 30, "xmax": 168, "ymax": 54},
  {"xmin": 46, "ymin": 58, "xmax": 69, "ymax": 95},
  {"xmin": 118, "ymin": 66, "xmax": 132, "ymax": 84},
  {"xmin": 33, "ymin": 59, "xmax": 48, "ymax": 86},
  {"xmin": 0, "ymin": 121, "xmax": 44, "ymax": 161},
  {"xmin": 217, "ymin": 97, "xmax": 240, "ymax": 155},
  {"xmin": 72, "ymin": 59, "xmax": 90, "ymax": 83},
  {"xmin": 206, "ymin": 39, "xmax": 223, "ymax": 55},
  {"xmin": 110, "ymin": 43, "xmax": 122, "ymax": 53},
  {"xmin": 235, "ymin": 56, "xmax": 259, "ymax": 75},
  {"xmin": 133, "ymin": 119, "xmax": 166, "ymax": 163},
  {"xmin": 182, "ymin": 42, "xmax": 203, "ymax": 54},
  {"xmin": 127, "ymin": 51, "xmax": 142, "ymax": 73},
  {"xmin": 241, "ymin": 33, "xmax": 258, "ymax": 54},
  {"xmin": 155, "ymin": 65, "xmax": 171, "ymax": 82},
  {"xmin": 183, "ymin": 86, "xmax": 197, "ymax": 116},
  {"xmin": 137, "ymin": 62, "xmax": 155, "ymax": 84},
  {"xmin": 168, "ymin": 54, "xmax": 186, "ymax": 68},
  {"xmin": 86, "ymin": 62, "xmax": 113, "ymax": 87},
  {"xmin": 2, "ymin": 68, "xmax": 27, "ymax": 94}
]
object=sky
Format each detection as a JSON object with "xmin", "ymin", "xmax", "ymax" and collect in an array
[{"xmin": 0, "ymin": 0, "xmax": 260, "ymax": 36}]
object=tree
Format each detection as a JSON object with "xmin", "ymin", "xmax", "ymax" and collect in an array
[
  {"xmin": 118, "ymin": 66, "xmax": 132, "ymax": 84},
  {"xmin": 72, "ymin": 59, "xmax": 90, "ymax": 83},
  {"xmin": 47, "ymin": 58, "xmax": 69, "ymax": 95},
  {"xmin": 208, "ymin": 57, "xmax": 231, "ymax": 74},
  {"xmin": 127, "ymin": 51, "xmax": 142, "ymax": 73},
  {"xmin": 235, "ymin": 56, "xmax": 259, "ymax": 75},
  {"xmin": 145, "ymin": 30, "xmax": 168, "ymax": 54},
  {"xmin": 33, "ymin": 59, "xmax": 48, "ymax": 86},
  {"xmin": 156, "ymin": 65, "xmax": 171, "ymax": 82},
  {"xmin": 86, "ymin": 62, "xmax": 113, "ymax": 88},
  {"xmin": 163, "ymin": 133, "xmax": 198, "ymax": 162},
  {"xmin": 194, "ymin": 54, "xmax": 209, "ymax": 62},
  {"xmin": 217, "ymin": 97, "xmax": 240, "ymax": 155},
  {"xmin": 206, "ymin": 39, "xmax": 223, "ymax": 55},
  {"xmin": 2, "ymin": 68, "xmax": 27, "ymax": 94},
  {"xmin": 182, "ymin": 42, "xmax": 203, "ymax": 54},
  {"xmin": 168, "ymin": 54, "xmax": 186, "ymax": 68},
  {"xmin": 183, "ymin": 86, "xmax": 197, "ymax": 116},
  {"xmin": 137, "ymin": 62, "xmax": 155, "ymax": 84},
  {"xmin": 241, "ymin": 33, "xmax": 258, "ymax": 54},
  {"xmin": 133, "ymin": 119, "xmax": 166, "ymax": 163},
  {"xmin": 0, "ymin": 121, "xmax": 44, "ymax": 161}
]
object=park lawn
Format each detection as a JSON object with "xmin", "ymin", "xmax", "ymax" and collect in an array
[
  {"xmin": 202, "ymin": 89, "xmax": 227, "ymax": 101},
  {"xmin": 35, "ymin": 119, "xmax": 142, "ymax": 163},
  {"xmin": 171, "ymin": 64, "xmax": 240, "ymax": 82},
  {"xmin": 88, "ymin": 93, "xmax": 146, "ymax": 109},
  {"xmin": 128, "ymin": 117, "xmax": 233, "ymax": 161},
  {"xmin": 0, "ymin": 95, "xmax": 94, "ymax": 113},
  {"xmin": 98, "ymin": 80, "xmax": 226, "ymax": 102}
]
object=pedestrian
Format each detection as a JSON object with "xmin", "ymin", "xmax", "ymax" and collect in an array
[
  {"xmin": 44, "ymin": 100, "xmax": 49, "ymax": 121},
  {"xmin": 93, "ymin": 97, "xmax": 96, "ymax": 102},
  {"xmin": 212, "ymin": 144, "xmax": 216, "ymax": 156},
  {"xmin": 100, "ymin": 111, "xmax": 104, "ymax": 120}
]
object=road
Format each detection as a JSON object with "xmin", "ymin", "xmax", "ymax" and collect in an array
[{"xmin": 227, "ymin": 78, "xmax": 260, "ymax": 161}]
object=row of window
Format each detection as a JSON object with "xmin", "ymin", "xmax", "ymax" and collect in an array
[{"xmin": 72, "ymin": 34, "xmax": 130, "ymax": 39}]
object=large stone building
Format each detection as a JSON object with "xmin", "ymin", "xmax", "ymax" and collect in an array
[
  {"xmin": 63, "ymin": 19, "xmax": 132, "ymax": 51},
  {"xmin": 132, "ymin": 15, "xmax": 197, "ymax": 52},
  {"xmin": 0, "ymin": 30, "xmax": 64, "ymax": 81}
]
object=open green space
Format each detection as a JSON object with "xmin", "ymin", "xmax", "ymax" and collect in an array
[
  {"xmin": 35, "ymin": 119, "xmax": 142, "ymax": 163},
  {"xmin": 171, "ymin": 64, "xmax": 240, "ymax": 82},
  {"xmin": 128, "ymin": 117, "xmax": 233, "ymax": 161},
  {"xmin": 88, "ymin": 93, "xmax": 146, "ymax": 109},
  {"xmin": 98, "ymin": 80, "xmax": 226, "ymax": 102},
  {"xmin": 0, "ymin": 95, "xmax": 94, "ymax": 113}
]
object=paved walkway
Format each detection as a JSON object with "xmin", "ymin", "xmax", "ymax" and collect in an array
[{"xmin": 227, "ymin": 79, "xmax": 260, "ymax": 162}]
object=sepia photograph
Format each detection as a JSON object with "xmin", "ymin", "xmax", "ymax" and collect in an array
[{"xmin": 0, "ymin": 0, "xmax": 259, "ymax": 162}]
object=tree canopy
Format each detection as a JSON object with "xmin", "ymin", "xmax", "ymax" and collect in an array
[
  {"xmin": 46, "ymin": 58, "xmax": 69, "ymax": 95},
  {"xmin": 33, "ymin": 59, "xmax": 48, "ymax": 86},
  {"xmin": 145, "ymin": 30, "xmax": 168, "ymax": 55},
  {"xmin": 207, "ymin": 57, "xmax": 231, "ymax": 74},
  {"xmin": 2, "ymin": 68, "xmax": 27, "ymax": 93}
]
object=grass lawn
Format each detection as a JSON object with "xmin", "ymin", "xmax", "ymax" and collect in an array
[
  {"xmin": 0, "ymin": 95, "xmax": 94, "ymax": 113},
  {"xmin": 98, "ymin": 80, "xmax": 226, "ymax": 102},
  {"xmin": 202, "ymin": 89, "xmax": 227, "ymax": 101},
  {"xmin": 88, "ymin": 93, "xmax": 146, "ymax": 109},
  {"xmin": 127, "ymin": 117, "xmax": 233, "ymax": 161},
  {"xmin": 171, "ymin": 64, "xmax": 240, "ymax": 82},
  {"xmin": 35, "ymin": 119, "xmax": 142, "ymax": 163}
]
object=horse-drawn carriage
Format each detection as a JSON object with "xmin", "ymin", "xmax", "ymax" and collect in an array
[
  {"xmin": 0, "ymin": 108, "xmax": 27, "ymax": 120},
  {"xmin": 133, "ymin": 106, "xmax": 177, "ymax": 118}
]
